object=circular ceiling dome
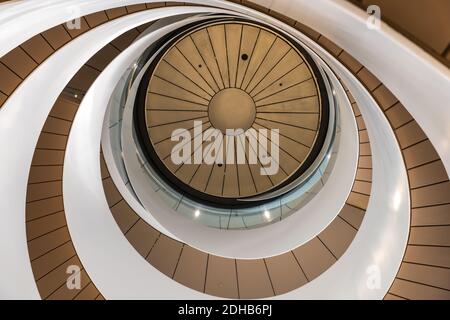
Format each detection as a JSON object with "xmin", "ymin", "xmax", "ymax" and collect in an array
[{"xmin": 137, "ymin": 20, "xmax": 329, "ymax": 205}]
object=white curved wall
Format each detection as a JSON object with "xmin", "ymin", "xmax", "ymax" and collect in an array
[
  {"xmin": 64, "ymin": 16, "xmax": 221, "ymax": 299},
  {"xmin": 63, "ymin": 18, "xmax": 409, "ymax": 298},
  {"xmin": 1, "ymin": 0, "xmax": 448, "ymax": 174},
  {"xmin": 261, "ymin": 0, "xmax": 450, "ymax": 175}
]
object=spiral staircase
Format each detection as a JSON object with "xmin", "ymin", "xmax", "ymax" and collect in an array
[{"xmin": 0, "ymin": 0, "xmax": 449, "ymax": 300}]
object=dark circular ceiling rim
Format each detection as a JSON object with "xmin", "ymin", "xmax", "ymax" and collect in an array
[{"xmin": 134, "ymin": 17, "xmax": 330, "ymax": 208}]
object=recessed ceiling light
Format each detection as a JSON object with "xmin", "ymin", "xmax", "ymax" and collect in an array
[
  {"xmin": 194, "ymin": 210, "xmax": 200, "ymax": 218},
  {"xmin": 264, "ymin": 210, "xmax": 271, "ymax": 220}
]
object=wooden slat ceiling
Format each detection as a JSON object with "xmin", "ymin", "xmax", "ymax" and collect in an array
[{"xmin": 145, "ymin": 21, "xmax": 322, "ymax": 199}]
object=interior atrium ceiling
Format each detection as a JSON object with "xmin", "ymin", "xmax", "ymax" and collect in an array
[
  {"xmin": 141, "ymin": 20, "xmax": 327, "ymax": 202},
  {"xmin": 0, "ymin": 0, "xmax": 448, "ymax": 303}
]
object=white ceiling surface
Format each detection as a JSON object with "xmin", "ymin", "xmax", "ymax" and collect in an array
[{"xmin": 0, "ymin": 0, "xmax": 436, "ymax": 299}]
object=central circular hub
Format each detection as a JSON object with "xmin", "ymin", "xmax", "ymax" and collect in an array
[{"xmin": 208, "ymin": 88, "xmax": 256, "ymax": 135}]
